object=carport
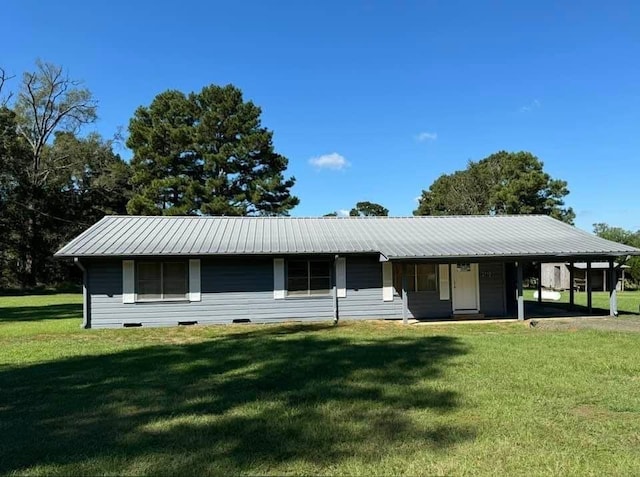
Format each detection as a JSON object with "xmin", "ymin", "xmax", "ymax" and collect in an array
[{"xmin": 522, "ymin": 258, "xmax": 622, "ymax": 320}]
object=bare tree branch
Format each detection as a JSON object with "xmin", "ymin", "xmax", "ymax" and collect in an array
[
  {"xmin": 0, "ymin": 67, "xmax": 16, "ymax": 106},
  {"xmin": 14, "ymin": 61, "xmax": 97, "ymax": 186}
]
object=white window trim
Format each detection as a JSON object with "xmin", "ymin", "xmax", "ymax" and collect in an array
[
  {"xmin": 439, "ymin": 264, "xmax": 450, "ymax": 301},
  {"xmin": 336, "ymin": 257, "xmax": 347, "ymax": 298},
  {"xmin": 274, "ymin": 258, "xmax": 285, "ymax": 299},
  {"xmin": 382, "ymin": 262, "xmax": 394, "ymax": 301},
  {"xmin": 188, "ymin": 259, "xmax": 201, "ymax": 302},
  {"xmin": 122, "ymin": 260, "xmax": 135, "ymax": 304}
]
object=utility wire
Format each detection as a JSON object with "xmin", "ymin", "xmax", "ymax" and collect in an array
[{"xmin": 4, "ymin": 199, "xmax": 92, "ymax": 227}]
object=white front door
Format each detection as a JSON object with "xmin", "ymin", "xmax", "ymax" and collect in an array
[{"xmin": 452, "ymin": 263, "xmax": 479, "ymax": 313}]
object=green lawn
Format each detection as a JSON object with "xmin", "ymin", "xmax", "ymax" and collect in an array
[
  {"xmin": 524, "ymin": 289, "xmax": 640, "ymax": 315},
  {"xmin": 1, "ymin": 295, "xmax": 640, "ymax": 475}
]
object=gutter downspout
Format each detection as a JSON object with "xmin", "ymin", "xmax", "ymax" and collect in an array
[{"xmin": 74, "ymin": 258, "xmax": 91, "ymax": 329}]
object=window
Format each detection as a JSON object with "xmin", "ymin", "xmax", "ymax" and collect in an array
[
  {"xmin": 393, "ymin": 263, "xmax": 438, "ymax": 293},
  {"xmin": 456, "ymin": 263, "xmax": 471, "ymax": 272},
  {"xmin": 416, "ymin": 264, "xmax": 437, "ymax": 291},
  {"xmin": 287, "ymin": 260, "xmax": 331, "ymax": 296},
  {"xmin": 136, "ymin": 261, "xmax": 188, "ymax": 301}
]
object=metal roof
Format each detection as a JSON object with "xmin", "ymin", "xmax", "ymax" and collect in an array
[{"xmin": 55, "ymin": 215, "xmax": 640, "ymax": 260}]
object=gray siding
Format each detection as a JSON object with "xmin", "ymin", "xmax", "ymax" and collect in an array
[
  {"xmin": 86, "ymin": 257, "xmax": 508, "ymax": 328},
  {"xmin": 478, "ymin": 262, "xmax": 506, "ymax": 316},
  {"xmin": 88, "ymin": 258, "xmax": 334, "ymax": 328},
  {"xmin": 406, "ymin": 291, "xmax": 452, "ymax": 319},
  {"xmin": 340, "ymin": 257, "xmax": 402, "ymax": 319},
  {"xmin": 342, "ymin": 259, "xmax": 460, "ymax": 320}
]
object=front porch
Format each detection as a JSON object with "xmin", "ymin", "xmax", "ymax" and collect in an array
[{"xmin": 385, "ymin": 257, "xmax": 623, "ymax": 324}]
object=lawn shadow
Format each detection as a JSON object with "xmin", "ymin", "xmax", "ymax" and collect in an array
[
  {"xmin": 525, "ymin": 300, "xmax": 640, "ymax": 317},
  {"xmin": 0, "ymin": 328, "xmax": 472, "ymax": 474},
  {"xmin": 0, "ymin": 303, "xmax": 82, "ymax": 322}
]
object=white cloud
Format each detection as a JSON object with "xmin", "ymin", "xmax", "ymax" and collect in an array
[
  {"xmin": 416, "ymin": 131, "xmax": 438, "ymax": 142},
  {"xmin": 337, "ymin": 209, "xmax": 350, "ymax": 217},
  {"xmin": 308, "ymin": 152, "xmax": 350, "ymax": 170},
  {"xmin": 520, "ymin": 99, "xmax": 541, "ymax": 113}
]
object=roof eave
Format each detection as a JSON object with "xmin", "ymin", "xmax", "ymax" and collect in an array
[
  {"xmin": 386, "ymin": 251, "xmax": 640, "ymax": 261},
  {"xmin": 53, "ymin": 250, "xmax": 384, "ymax": 259},
  {"xmin": 55, "ymin": 250, "xmax": 640, "ymax": 261}
]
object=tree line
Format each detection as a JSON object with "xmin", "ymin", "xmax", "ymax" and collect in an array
[
  {"xmin": 1, "ymin": 62, "xmax": 131, "ymax": 288},
  {"xmin": 592, "ymin": 224, "xmax": 640, "ymax": 283},
  {"xmin": 0, "ymin": 61, "xmax": 298, "ymax": 288},
  {"xmin": 0, "ymin": 61, "xmax": 636, "ymax": 288}
]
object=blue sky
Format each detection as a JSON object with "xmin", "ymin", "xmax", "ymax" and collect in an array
[{"xmin": 4, "ymin": 0, "xmax": 640, "ymax": 231}]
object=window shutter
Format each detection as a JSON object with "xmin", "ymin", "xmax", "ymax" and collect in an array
[
  {"xmin": 336, "ymin": 257, "xmax": 346, "ymax": 298},
  {"xmin": 273, "ymin": 258, "xmax": 285, "ymax": 299},
  {"xmin": 122, "ymin": 260, "xmax": 135, "ymax": 304},
  {"xmin": 189, "ymin": 259, "xmax": 201, "ymax": 302},
  {"xmin": 382, "ymin": 262, "xmax": 394, "ymax": 301},
  {"xmin": 439, "ymin": 264, "xmax": 450, "ymax": 300}
]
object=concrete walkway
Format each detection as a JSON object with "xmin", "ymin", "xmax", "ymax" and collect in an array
[
  {"xmin": 413, "ymin": 318, "xmax": 517, "ymax": 326},
  {"xmin": 413, "ymin": 314, "xmax": 612, "ymax": 326}
]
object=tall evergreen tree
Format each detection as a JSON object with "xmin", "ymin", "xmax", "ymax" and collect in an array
[{"xmin": 127, "ymin": 84, "xmax": 299, "ymax": 216}]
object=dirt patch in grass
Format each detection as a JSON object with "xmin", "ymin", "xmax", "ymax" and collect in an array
[
  {"xmin": 572, "ymin": 405, "xmax": 614, "ymax": 419},
  {"xmin": 572, "ymin": 405, "xmax": 637, "ymax": 421},
  {"xmin": 529, "ymin": 317, "xmax": 640, "ymax": 332}
]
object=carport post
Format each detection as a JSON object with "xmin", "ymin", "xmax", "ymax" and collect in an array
[
  {"xmin": 537, "ymin": 262, "xmax": 542, "ymax": 304},
  {"xmin": 516, "ymin": 261, "xmax": 524, "ymax": 321},
  {"xmin": 586, "ymin": 261, "xmax": 593, "ymax": 314},
  {"xmin": 569, "ymin": 262, "xmax": 575, "ymax": 309},
  {"xmin": 609, "ymin": 259, "xmax": 618, "ymax": 317},
  {"xmin": 402, "ymin": 264, "xmax": 408, "ymax": 324}
]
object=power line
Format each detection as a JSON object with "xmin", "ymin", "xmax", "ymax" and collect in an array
[{"xmin": 4, "ymin": 199, "xmax": 92, "ymax": 226}]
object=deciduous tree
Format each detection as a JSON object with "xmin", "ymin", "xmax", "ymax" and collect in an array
[
  {"xmin": 0, "ymin": 61, "xmax": 129, "ymax": 288},
  {"xmin": 593, "ymin": 223, "xmax": 640, "ymax": 283},
  {"xmin": 414, "ymin": 151, "xmax": 575, "ymax": 224},
  {"xmin": 14, "ymin": 61, "xmax": 97, "ymax": 188},
  {"xmin": 6, "ymin": 61, "xmax": 98, "ymax": 286},
  {"xmin": 349, "ymin": 201, "xmax": 389, "ymax": 216}
]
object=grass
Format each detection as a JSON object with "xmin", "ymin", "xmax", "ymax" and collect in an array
[
  {"xmin": 524, "ymin": 289, "xmax": 640, "ymax": 315},
  {"xmin": 1, "ymin": 295, "xmax": 640, "ymax": 475}
]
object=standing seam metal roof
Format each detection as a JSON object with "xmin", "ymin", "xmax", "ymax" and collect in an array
[{"xmin": 55, "ymin": 215, "xmax": 640, "ymax": 259}]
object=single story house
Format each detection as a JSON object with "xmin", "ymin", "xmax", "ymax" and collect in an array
[
  {"xmin": 541, "ymin": 262, "xmax": 629, "ymax": 291},
  {"xmin": 55, "ymin": 215, "xmax": 640, "ymax": 329}
]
